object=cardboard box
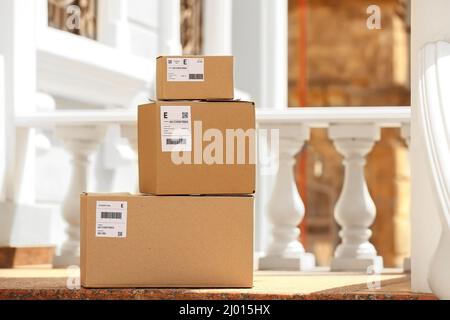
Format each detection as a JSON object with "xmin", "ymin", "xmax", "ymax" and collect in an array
[
  {"xmin": 138, "ymin": 100, "xmax": 255, "ymax": 195},
  {"xmin": 156, "ymin": 56, "xmax": 234, "ymax": 100},
  {"xmin": 80, "ymin": 193, "xmax": 254, "ymax": 288}
]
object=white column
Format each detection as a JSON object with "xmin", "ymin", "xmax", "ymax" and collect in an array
[
  {"xmin": 401, "ymin": 123, "xmax": 411, "ymax": 273},
  {"xmin": 259, "ymin": 124, "xmax": 315, "ymax": 271},
  {"xmin": 53, "ymin": 126, "xmax": 106, "ymax": 267},
  {"xmin": 35, "ymin": 0, "xmax": 48, "ymax": 36},
  {"xmin": 0, "ymin": 0, "xmax": 37, "ymax": 204},
  {"xmin": 0, "ymin": 1, "xmax": 54, "ymax": 248},
  {"xmin": 252, "ymin": 0, "xmax": 289, "ymax": 265},
  {"xmin": 410, "ymin": 0, "xmax": 450, "ymax": 293},
  {"xmin": 158, "ymin": 0, "xmax": 182, "ymax": 55},
  {"xmin": 329, "ymin": 124, "xmax": 383, "ymax": 272},
  {"xmin": 260, "ymin": 0, "xmax": 288, "ymax": 110},
  {"xmin": 97, "ymin": 0, "xmax": 131, "ymax": 52},
  {"xmin": 0, "ymin": 55, "xmax": 5, "ymax": 202},
  {"xmin": 202, "ymin": 0, "xmax": 232, "ymax": 55}
]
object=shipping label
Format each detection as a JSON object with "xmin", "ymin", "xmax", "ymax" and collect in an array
[
  {"xmin": 160, "ymin": 106, "xmax": 192, "ymax": 152},
  {"xmin": 167, "ymin": 57, "xmax": 204, "ymax": 82},
  {"xmin": 95, "ymin": 201, "xmax": 127, "ymax": 238}
]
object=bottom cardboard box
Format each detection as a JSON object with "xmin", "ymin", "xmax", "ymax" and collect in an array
[{"xmin": 80, "ymin": 193, "xmax": 254, "ymax": 288}]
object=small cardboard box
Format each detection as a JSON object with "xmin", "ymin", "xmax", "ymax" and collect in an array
[
  {"xmin": 80, "ymin": 193, "xmax": 254, "ymax": 288},
  {"xmin": 138, "ymin": 100, "xmax": 255, "ymax": 195},
  {"xmin": 156, "ymin": 56, "xmax": 234, "ymax": 100}
]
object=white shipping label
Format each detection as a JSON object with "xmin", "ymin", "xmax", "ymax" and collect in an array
[
  {"xmin": 96, "ymin": 201, "xmax": 127, "ymax": 238},
  {"xmin": 160, "ymin": 106, "xmax": 192, "ymax": 152},
  {"xmin": 167, "ymin": 57, "xmax": 204, "ymax": 82}
]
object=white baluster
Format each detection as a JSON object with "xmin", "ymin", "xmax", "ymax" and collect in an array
[
  {"xmin": 53, "ymin": 126, "xmax": 106, "ymax": 267},
  {"xmin": 329, "ymin": 124, "xmax": 383, "ymax": 272},
  {"xmin": 121, "ymin": 124, "xmax": 138, "ymax": 193},
  {"xmin": 121, "ymin": 124, "xmax": 138, "ymax": 154},
  {"xmin": 259, "ymin": 124, "xmax": 315, "ymax": 271},
  {"xmin": 401, "ymin": 123, "xmax": 411, "ymax": 273}
]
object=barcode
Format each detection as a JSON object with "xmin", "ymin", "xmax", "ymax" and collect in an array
[
  {"xmin": 182, "ymin": 112, "xmax": 189, "ymax": 119},
  {"xmin": 189, "ymin": 73, "xmax": 204, "ymax": 80},
  {"xmin": 166, "ymin": 138, "xmax": 186, "ymax": 145},
  {"xmin": 101, "ymin": 211, "xmax": 122, "ymax": 219}
]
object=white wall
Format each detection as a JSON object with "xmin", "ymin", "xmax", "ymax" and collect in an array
[
  {"xmin": 232, "ymin": 0, "xmax": 264, "ymax": 108},
  {"xmin": 410, "ymin": 0, "xmax": 450, "ymax": 293},
  {"xmin": 203, "ymin": 0, "xmax": 232, "ymax": 55},
  {"xmin": 0, "ymin": 56, "xmax": 5, "ymax": 202},
  {"xmin": 97, "ymin": 0, "xmax": 160, "ymax": 58},
  {"xmin": 127, "ymin": 0, "xmax": 159, "ymax": 58}
]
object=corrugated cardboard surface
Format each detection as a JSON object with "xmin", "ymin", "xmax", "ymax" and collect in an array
[
  {"xmin": 138, "ymin": 100, "xmax": 256, "ymax": 195},
  {"xmin": 80, "ymin": 193, "xmax": 254, "ymax": 288},
  {"xmin": 156, "ymin": 56, "xmax": 234, "ymax": 100}
]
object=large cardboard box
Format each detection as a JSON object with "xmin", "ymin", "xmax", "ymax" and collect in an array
[
  {"xmin": 156, "ymin": 56, "xmax": 234, "ymax": 100},
  {"xmin": 80, "ymin": 193, "xmax": 254, "ymax": 288},
  {"xmin": 138, "ymin": 100, "xmax": 255, "ymax": 195}
]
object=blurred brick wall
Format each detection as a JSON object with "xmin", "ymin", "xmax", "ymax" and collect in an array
[
  {"xmin": 289, "ymin": 0, "xmax": 411, "ymax": 267},
  {"xmin": 181, "ymin": 0, "xmax": 203, "ymax": 55}
]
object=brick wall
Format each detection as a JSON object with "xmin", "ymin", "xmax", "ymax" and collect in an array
[{"xmin": 289, "ymin": 0, "xmax": 411, "ymax": 267}]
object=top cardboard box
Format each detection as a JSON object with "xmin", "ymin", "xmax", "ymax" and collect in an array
[{"xmin": 156, "ymin": 56, "xmax": 234, "ymax": 100}]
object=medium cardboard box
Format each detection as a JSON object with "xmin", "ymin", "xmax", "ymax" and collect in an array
[
  {"xmin": 80, "ymin": 193, "xmax": 254, "ymax": 288},
  {"xmin": 138, "ymin": 100, "xmax": 255, "ymax": 195},
  {"xmin": 156, "ymin": 56, "xmax": 234, "ymax": 100}
]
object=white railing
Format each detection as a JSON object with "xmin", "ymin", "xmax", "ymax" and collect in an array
[
  {"xmin": 15, "ymin": 106, "xmax": 411, "ymax": 270},
  {"xmin": 16, "ymin": 110, "xmax": 137, "ymax": 266},
  {"xmin": 257, "ymin": 107, "xmax": 411, "ymax": 272}
]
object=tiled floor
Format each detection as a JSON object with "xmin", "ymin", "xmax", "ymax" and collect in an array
[{"xmin": 0, "ymin": 268, "xmax": 437, "ymax": 300}]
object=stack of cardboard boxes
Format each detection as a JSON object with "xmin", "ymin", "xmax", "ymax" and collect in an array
[{"xmin": 80, "ymin": 56, "xmax": 255, "ymax": 288}]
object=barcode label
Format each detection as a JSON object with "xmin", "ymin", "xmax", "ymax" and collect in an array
[
  {"xmin": 96, "ymin": 201, "xmax": 127, "ymax": 238},
  {"xmin": 167, "ymin": 58, "xmax": 204, "ymax": 82},
  {"xmin": 189, "ymin": 73, "xmax": 204, "ymax": 80},
  {"xmin": 160, "ymin": 106, "xmax": 192, "ymax": 152},
  {"xmin": 166, "ymin": 138, "xmax": 186, "ymax": 145},
  {"xmin": 101, "ymin": 211, "xmax": 122, "ymax": 219}
]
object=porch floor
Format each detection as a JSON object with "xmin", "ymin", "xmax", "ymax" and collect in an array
[{"xmin": 0, "ymin": 268, "xmax": 437, "ymax": 300}]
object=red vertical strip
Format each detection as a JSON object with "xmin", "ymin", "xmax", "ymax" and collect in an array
[{"xmin": 297, "ymin": 0, "xmax": 309, "ymax": 246}]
